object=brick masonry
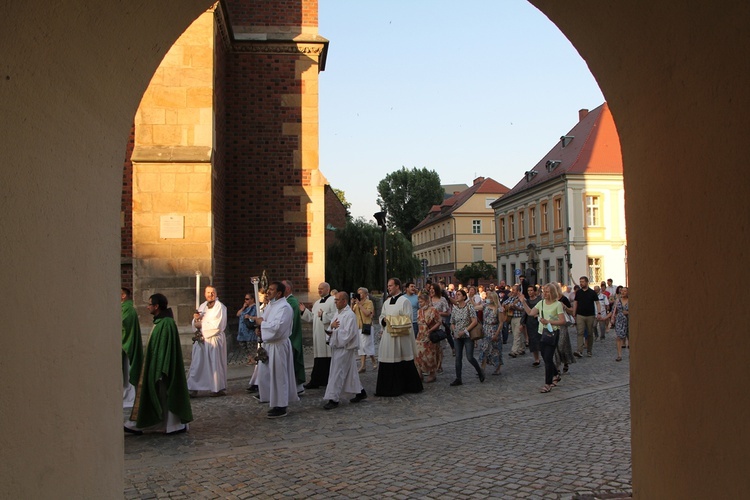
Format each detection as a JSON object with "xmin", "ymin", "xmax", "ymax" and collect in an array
[{"xmin": 122, "ymin": 1, "xmax": 327, "ymax": 324}]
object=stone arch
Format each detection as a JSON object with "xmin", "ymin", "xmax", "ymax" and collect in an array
[{"xmin": 1, "ymin": 1, "xmax": 748, "ymax": 497}]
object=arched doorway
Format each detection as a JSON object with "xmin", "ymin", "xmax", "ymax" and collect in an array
[{"xmin": 1, "ymin": 1, "xmax": 748, "ymax": 497}]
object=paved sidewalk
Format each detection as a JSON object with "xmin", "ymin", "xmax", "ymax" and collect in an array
[{"xmin": 125, "ymin": 334, "xmax": 632, "ymax": 499}]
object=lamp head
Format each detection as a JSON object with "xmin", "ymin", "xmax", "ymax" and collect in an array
[{"xmin": 374, "ymin": 211, "xmax": 387, "ymax": 228}]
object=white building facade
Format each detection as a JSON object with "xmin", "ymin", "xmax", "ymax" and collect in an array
[{"xmin": 492, "ymin": 103, "xmax": 627, "ymax": 287}]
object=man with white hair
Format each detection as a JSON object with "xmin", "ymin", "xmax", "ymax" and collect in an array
[{"xmin": 323, "ymin": 292, "xmax": 366, "ymax": 409}]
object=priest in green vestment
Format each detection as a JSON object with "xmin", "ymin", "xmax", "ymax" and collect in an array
[
  {"xmin": 121, "ymin": 288, "xmax": 143, "ymax": 388},
  {"xmin": 125, "ymin": 293, "xmax": 192, "ymax": 435},
  {"xmin": 283, "ymin": 280, "xmax": 306, "ymax": 391}
]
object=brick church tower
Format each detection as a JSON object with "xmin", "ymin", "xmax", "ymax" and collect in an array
[{"xmin": 122, "ymin": 0, "xmax": 332, "ymax": 324}]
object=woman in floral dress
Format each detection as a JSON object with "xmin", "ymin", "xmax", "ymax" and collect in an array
[
  {"xmin": 415, "ymin": 292, "xmax": 440, "ymax": 383},
  {"xmin": 478, "ymin": 291, "xmax": 503, "ymax": 375},
  {"xmin": 611, "ymin": 286, "xmax": 629, "ymax": 361}
]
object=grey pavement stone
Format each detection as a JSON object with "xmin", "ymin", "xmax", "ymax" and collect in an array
[{"xmin": 126, "ymin": 334, "xmax": 632, "ymax": 498}]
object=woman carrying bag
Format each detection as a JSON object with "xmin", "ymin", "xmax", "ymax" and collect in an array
[
  {"xmin": 449, "ymin": 289, "xmax": 485, "ymax": 386},
  {"xmin": 519, "ymin": 283, "xmax": 566, "ymax": 394},
  {"xmin": 352, "ymin": 287, "xmax": 377, "ymax": 373}
]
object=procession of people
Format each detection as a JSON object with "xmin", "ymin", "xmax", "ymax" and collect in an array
[{"xmin": 123, "ymin": 275, "xmax": 628, "ymax": 432}]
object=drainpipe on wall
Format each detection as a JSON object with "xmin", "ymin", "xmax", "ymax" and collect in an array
[
  {"xmin": 563, "ymin": 176, "xmax": 573, "ymax": 286},
  {"xmin": 452, "ymin": 217, "xmax": 458, "ymax": 283}
]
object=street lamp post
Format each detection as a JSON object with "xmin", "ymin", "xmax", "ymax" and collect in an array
[{"xmin": 374, "ymin": 211, "xmax": 387, "ymax": 294}]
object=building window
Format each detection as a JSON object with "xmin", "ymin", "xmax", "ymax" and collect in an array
[
  {"xmin": 501, "ymin": 264, "xmax": 507, "ymax": 284},
  {"xmin": 473, "ymin": 247, "xmax": 483, "ymax": 262},
  {"xmin": 509, "ymin": 215, "xmax": 515, "ymax": 240},
  {"xmin": 499, "ymin": 217, "xmax": 506, "ymax": 242},
  {"xmin": 554, "ymin": 198, "xmax": 563, "ymax": 230},
  {"xmin": 543, "ymin": 259, "xmax": 550, "ymax": 284},
  {"xmin": 557, "ymin": 258, "xmax": 565, "ymax": 284},
  {"xmin": 541, "ymin": 202, "xmax": 549, "ymax": 233},
  {"xmin": 529, "ymin": 207, "xmax": 536, "ymax": 236},
  {"xmin": 518, "ymin": 210, "xmax": 525, "ymax": 238},
  {"xmin": 588, "ymin": 257, "xmax": 603, "ymax": 283},
  {"xmin": 585, "ymin": 195, "xmax": 601, "ymax": 227},
  {"xmin": 511, "ymin": 263, "xmax": 517, "ymax": 282},
  {"xmin": 472, "ymin": 219, "xmax": 481, "ymax": 234}
]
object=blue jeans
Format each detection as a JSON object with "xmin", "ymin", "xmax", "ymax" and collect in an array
[{"xmin": 454, "ymin": 336, "xmax": 482, "ymax": 381}]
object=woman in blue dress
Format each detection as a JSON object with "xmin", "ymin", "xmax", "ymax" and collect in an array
[{"xmin": 236, "ymin": 293, "xmax": 258, "ymax": 364}]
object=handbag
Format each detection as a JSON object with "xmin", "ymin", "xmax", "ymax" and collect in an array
[
  {"xmin": 357, "ymin": 306, "xmax": 372, "ymax": 335},
  {"xmin": 469, "ymin": 321, "xmax": 483, "ymax": 341},
  {"xmin": 539, "ymin": 304, "xmax": 559, "ymax": 346},
  {"xmin": 429, "ymin": 327, "xmax": 447, "ymax": 344}
]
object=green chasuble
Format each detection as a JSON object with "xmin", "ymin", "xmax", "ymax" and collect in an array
[
  {"xmin": 121, "ymin": 299, "xmax": 143, "ymax": 387},
  {"xmin": 133, "ymin": 313, "xmax": 193, "ymax": 428},
  {"xmin": 286, "ymin": 294, "xmax": 306, "ymax": 384}
]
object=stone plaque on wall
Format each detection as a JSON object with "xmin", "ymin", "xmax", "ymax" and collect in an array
[{"xmin": 160, "ymin": 215, "xmax": 185, "ymax": 239}]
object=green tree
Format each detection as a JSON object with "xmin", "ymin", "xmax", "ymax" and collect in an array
[
  {"xmin": 376, "ymin": 167, "xmax": 444, "ymax": 237},
  {"xmin": 454, "ymin": 260, "xmax": 497, "ymax": 287},
  {"xmin": 326, "ymin": 218, "xmax": 421, "ymax": 293},
  {"xmin": 332, "ymin": 187, "xmax": 352, "ymax": 219}
]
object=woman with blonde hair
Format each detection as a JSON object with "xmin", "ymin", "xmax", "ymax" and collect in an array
[
  {"xmin": 478, "ymin": 290, "xmax": 503, "ymax": 375},
  {"xmin": 519, "ymin": 283, "xmax": 565, "ymax": 393},
  {"xmin": 352, "ymin": 287, "xmax": 377, "ymax": 372}
]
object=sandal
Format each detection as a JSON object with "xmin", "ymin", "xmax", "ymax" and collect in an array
[
  {"xmin": 540, "ymin": 385, "xmax": 552, "ymax": 393},
  {"xmin": 615, "ymin": 357, "xmax": 622, "ymax": 362},
  {"xmin": 553, "ymin": 375, "xmax": 562, "ymax": 383}
]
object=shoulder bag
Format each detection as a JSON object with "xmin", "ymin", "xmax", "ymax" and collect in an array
[
  {"xmin": 356, "ymin": 306, "xmax": 371, "ymax": 335},
  {"xmin": 539, "ymin": 303, "xmax": 560, "ymax": 346}
]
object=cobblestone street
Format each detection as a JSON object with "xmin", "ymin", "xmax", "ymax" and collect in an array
[{"xmin": 125, "ymin": 334, "xmax": 632, "ymax": 499}]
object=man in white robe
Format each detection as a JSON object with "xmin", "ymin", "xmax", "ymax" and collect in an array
[
  {"xmin": 188, "ymin": 285, "xmax": 228, "ymax": 397},
  {"xmin": 252, "ymin": 281, "xmax": 299, "ymax": 418},
  {"xmin": 323, "ymin": 292, "xmax": 366, "ymax": 409},
  {"xmin": 300, "ymin": 282, "xmax": 336, "ymax": 389},
  {"xmin": 375, "ymin": 278, "xmax": 424, "ymax": 397}
]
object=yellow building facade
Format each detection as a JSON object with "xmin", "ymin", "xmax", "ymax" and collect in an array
[{"xmin": 412, "ymin": 177, "xmax": 509, "ymax": 285}]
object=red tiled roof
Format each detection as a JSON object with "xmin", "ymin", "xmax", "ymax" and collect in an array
[
  {"xmin": 412, "ymin": 177, "xmax": 510, "ymax": 232},
  {"xmin": 498, "ymin": 103, "xmax": 622, "ymax": 201}
]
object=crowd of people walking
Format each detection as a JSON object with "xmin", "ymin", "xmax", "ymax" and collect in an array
[{"xmin": 122, "ymin": 275, "xmax": 628, "ymax": 432}]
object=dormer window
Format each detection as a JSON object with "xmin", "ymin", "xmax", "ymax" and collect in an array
[
  {"xmin": 560, "ymin": 135, "xmax": 574, "ymax": 148},
  {"xmin": 545, "ymin": 160, "xmax": 561, "ymax": 172},
  {"xmin": 525, "ymin": 170, "xmax": 538, "ymax": 182}
]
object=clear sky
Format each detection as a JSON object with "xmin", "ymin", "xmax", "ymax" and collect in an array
[{"xmin": 318, "ymin": 0, "xmax": 605, "ymax": 222}]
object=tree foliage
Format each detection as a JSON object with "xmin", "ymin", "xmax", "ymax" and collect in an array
[
  {"xmin": 326, "ymin": 218, "xmax": 421, "ymax": 293},
  {"xmin": 332, "ymin": 188, "xmax": 352, "ymax": 219},
  {"xmin": 376, "ymin": 167, "xmax": 444, "ymax": 237},
  {"xmin": 454, "ymin": 260, "xmax": 497, "ymax": 286}
]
